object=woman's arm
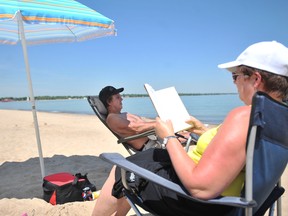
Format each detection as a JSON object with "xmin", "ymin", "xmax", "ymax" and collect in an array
[{"xmin": 155, "ymin": 106, "xmax": 251, "ymax": 199}]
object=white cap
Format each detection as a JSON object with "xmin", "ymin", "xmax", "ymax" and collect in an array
[{"xmin": 218, "ymin": 41, "xmax": 288, "ymax": 77}]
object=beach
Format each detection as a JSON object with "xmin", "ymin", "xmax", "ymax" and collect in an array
[{"xmin": 0, "ymin": 109, "xmax": 287, "ymax": 216}]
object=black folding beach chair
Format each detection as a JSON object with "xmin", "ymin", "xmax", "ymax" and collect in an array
[
  {"xmin": 100, "ymin": 92, "xmax": 288, "ymax": 216},
  {"xmin": 87, "ymin": 96, "xmax": 156, "ymax": 155}
]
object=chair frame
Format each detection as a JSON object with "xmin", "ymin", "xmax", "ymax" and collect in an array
[{"xmin": 100, "ymin": 92, "xmax": 288, "ymax": 216}]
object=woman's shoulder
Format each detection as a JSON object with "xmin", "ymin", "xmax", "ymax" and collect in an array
[
  {"xmin": 227, "ymin": 105, "xmax": 251, "ymax": 119},
  {"xmin": 219, "ymin": 106, "xmax": 251, "ymax": 131}
]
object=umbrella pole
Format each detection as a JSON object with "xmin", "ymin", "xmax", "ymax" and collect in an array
[{"xmin": 17, "ymin": 11, "xmax": 45, "ymax": 179}]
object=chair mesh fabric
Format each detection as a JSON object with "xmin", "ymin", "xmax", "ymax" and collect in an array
[
  {"xmin": 90, "ymin": 96, "xmax": 107, "ymax": 116},
  {"xmin": 249, "ymin": 92, "xmax": 288, "ymax": 213}
]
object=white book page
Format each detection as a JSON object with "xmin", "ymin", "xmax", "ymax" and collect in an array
[{"xmin": 144, "ymin": 84, "xmax": 192, "ymax": 132}]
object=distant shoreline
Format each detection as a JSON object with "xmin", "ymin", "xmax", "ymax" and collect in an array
[
  {"xmin": 0, "ymin": 93, "xmax": 237, "ymax": 102},
  {"xmin": 0, "ymin": 94, "xmax": 242, "ymax": 125}
]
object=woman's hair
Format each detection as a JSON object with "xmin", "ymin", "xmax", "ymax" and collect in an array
[{"xmin": 239, "ymin": 65, "xmax": 288, "ymax": 100}]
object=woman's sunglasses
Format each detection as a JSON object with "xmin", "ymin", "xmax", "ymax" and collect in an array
[{"xmin": 232, "ymin": 73, "xmax": 249, "ymax": 82}]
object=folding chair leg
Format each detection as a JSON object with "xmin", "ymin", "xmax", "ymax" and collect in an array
[
  {"xmin": 276, "ymin": 197, "xmax": 282, "ymax": 216},
  {"xmin": 268, "ymin": 203, "xmax": 275, "ymax": 216},
  {"xmin": 185, "ymin": 136, "xmax": 193, "ymax": 152},
  {"xmin": 246, "ymin": 207, "xmax": 253, "ymax": 216},
  {"xmin": 121, "ymin": 169, "xmax": 143, "ymax": 216},
  {"xmin": 268, "ymin": 198, "xmax": 282, "ymax": 216},
  {"xmin": 124, "ymin": 194, "xmax": 143, "ymax": 216},
  {"xmin": 254, "ymin": 184, "xmax": 285, "ymax": 216},
  {"xmin": 276, "ymin": 181, "xmax": 282, "ymax": 216}
]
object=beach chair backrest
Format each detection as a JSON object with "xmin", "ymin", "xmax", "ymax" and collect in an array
[
  {"xmin": 87, "ymin": 96, "xmax": 119, "ymax": 137},
  {"xmin": 245, "ymin": 91, "xmax": 288, "ymax": 214},
  {"xmin": 87, "ymin": 96, "xmax": 116, "ymax": 136},
  {"xmin": 88, "ymin": 96, "xmax": 108, "ymax": 121}
]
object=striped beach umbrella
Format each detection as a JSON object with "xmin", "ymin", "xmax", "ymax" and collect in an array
[
  {"xmin": 0, "ymin": 0, "xmax": 116, "ymax": 45},
  {"xmin": 0, "ymin": 0, "xmax": 116, "ymax": 179}
]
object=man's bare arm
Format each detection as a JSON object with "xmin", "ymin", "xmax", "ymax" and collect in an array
[{"xmin": 107, "ymin": 113, "xmax": 155, "ymax": 136}]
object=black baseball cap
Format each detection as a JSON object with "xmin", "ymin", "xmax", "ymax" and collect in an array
[{"xmin": 99, "ymin": 86, "xmax": 124, "ymax": 107}]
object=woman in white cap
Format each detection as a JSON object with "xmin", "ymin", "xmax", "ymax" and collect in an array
[{"xmin": 92, "ymin": 41, "xmax": 288, "ymax": 216}]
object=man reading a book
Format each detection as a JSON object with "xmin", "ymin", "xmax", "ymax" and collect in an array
[{"xmin": 99, "ymin": 86, "xmax": 161, "ymax": 151}]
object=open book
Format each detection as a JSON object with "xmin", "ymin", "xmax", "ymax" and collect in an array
[{"xmin": 144, "ymin": 83, "xmax": 192, "ymax": 133}]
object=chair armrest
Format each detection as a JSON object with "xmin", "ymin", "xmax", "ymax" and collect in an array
[
  {"xmin": 117, "ymin": 129, "xmax": 156, "ymax": 144},
  {"xmin": 99, "ymin": 152, "xmax": 257, "ymax": 208}
]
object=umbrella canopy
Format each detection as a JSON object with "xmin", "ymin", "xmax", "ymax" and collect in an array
[
  {"xmin": 0, "ymin": 0, "xmax": 116, "ymax": 179},
  {"xmin": 0, "ymin": 0, "xmax": 116, "ymax": 45}
]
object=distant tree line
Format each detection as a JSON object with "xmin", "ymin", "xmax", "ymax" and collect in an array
[
  {"xmin": 0, "ymin": 95, "xmax": 85, "ymax": 101},
  {"xmin": 1, "ymin": 93, "xmax": 237, "ymax": 102}
]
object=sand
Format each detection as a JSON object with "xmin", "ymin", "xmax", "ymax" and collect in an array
[{"xmin": 0, "ymin": 109, "xmax": 287, "ymax": 216}]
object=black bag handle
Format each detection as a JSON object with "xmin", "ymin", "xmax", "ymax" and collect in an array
[{"xmin": 72, "ymin": 173, "xmax": 88, "ymax": 185}]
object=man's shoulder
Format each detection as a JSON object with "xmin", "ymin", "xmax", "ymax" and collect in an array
[
  {"xmin": 109, "ymin": 112, "xmax": 128, "ymax": 116},
  {"xmin": 107, "ymin": 112, "xmax": 128, "ymax": 120}
]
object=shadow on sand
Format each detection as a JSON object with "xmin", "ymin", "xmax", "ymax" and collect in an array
[{"xmin": 0, "ymin": 155, "xmax": 113, "ymax": 199}]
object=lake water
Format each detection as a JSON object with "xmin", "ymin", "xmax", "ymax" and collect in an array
[{"xmin": 0, "ymin": 94, "xmax": 243, "ymax": 125}]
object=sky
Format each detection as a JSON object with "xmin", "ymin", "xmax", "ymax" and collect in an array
[{"xmin": 0, "ymin": 0, "xmax": 287, "ymax": 97}]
